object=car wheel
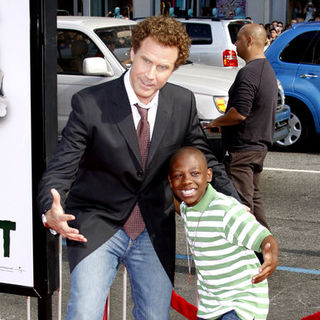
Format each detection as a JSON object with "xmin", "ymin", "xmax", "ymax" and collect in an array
[{"xmin": 274, "ymin": 106, "xmax": 312, "ymax": 150}]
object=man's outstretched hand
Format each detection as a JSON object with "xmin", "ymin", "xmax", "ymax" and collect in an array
[{"xmin": 44, "ymin": 188, "xmax": 87, "ymax": 242}]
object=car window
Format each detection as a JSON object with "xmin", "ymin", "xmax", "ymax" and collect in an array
[
  {"xmin": 280, "ymin": 31, "xmax": 320, "ymax": 65},
  {"xmin": 302, "ymin": 32, "xmax": 320, "ymax": 65},
  {"xmin": 57, "ymin": 29, "xmax": 102, "ymax": 74},
  {"xmin": 183, "ymin": 23, "xmax": 212, "ymax": 45},
  {"xmin": 228, "ymin": 21, "xmax": 251, "ymax": 44},
  {"xmin": 95, "ymin": 26, "xmax": 133, "ymax": 68}
]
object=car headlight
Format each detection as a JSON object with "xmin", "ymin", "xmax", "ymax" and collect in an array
[{"xmin": 214, "ymin": 97, "xmax": 228, "ymax": 113}]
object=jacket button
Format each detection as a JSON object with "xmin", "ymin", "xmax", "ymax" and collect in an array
[{"xmin": 137, "ymin": 170, "xmax": 143, "ymax": 177}]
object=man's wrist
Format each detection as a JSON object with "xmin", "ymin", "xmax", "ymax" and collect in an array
[{"xmin": 41, "ymin": 213, "xmax": 58, "ymax": 235}]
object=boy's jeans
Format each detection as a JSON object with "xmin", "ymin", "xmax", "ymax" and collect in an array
[
  {"xmin": 65, "ymin": 229, "xmax": 173, "ymax": 320},
  {"xmin": 198, "ymin": 309, "xmax": 241, "ymax": 320}
]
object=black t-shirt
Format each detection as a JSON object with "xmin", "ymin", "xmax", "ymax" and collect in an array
[{"xmin": 222, "ymin": 58, "xmax": 277, "ymax": 151}]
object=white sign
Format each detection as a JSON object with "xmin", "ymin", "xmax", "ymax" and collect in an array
[{"xmin": 0, "ymin": 1, "xmax": 34, "ymax": 287}]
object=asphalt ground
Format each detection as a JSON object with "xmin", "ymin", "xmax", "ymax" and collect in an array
[{"xmin": 1, "ymin": 147, "xmax": 320, "ymax": 320}]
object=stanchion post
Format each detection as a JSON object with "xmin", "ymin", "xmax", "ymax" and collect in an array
[
  {"xmin": 122, "ymin": 266, "xmax": 127, "ymax": 320},
  {"xmin": 26, "ymin": 297, "xmax": 31, "ymax": 320}
]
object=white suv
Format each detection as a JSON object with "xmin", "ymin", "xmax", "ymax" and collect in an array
[
  {"xmin": 57, "ymin": 16, "xmax": 236, "ymax": 136},
  {"xmin": 56, "ymin": 16, "xmax": 289, "ymax": 157},
  {"xmin": 177, "ymin": 18, "xmax": 251, "ymax": 67}
]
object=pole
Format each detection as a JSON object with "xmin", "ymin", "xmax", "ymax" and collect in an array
[
  {"xmin": 30, "ymin": 0, "xmax": 58, "ymax": 317},
  {"xmin": 38, "ymin": 294, "xmax": 53, "ymax": 319}
]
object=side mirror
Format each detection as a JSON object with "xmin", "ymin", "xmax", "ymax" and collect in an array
[{"xmin": 83, "ymin": 57, "xmax": 114, "ymax": 77}]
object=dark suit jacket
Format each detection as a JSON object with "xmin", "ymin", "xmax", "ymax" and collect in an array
[{"xmin": 38, "ymin": 74, "xmax": 238, "ymax": 283}]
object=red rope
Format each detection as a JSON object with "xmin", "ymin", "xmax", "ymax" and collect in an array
[
  {"xmin": 302, "ymin": 311, "xmax": 320, "ymax": 320},
  {"xmin": 102, "ymin": 297, "xmax": 108, "ymax": 320},
  {"xmin": 171, "ymin": 290, "xmax": 198, "ymax": 320}
]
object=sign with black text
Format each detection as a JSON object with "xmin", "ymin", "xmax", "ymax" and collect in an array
[{"xmin": 0, "ymin": 1, "xmax": 34, "ymax": 287}]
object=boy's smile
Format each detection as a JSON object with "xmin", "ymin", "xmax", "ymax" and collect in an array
[{"xmin": 169, "ymin": 149, "xmax": 212, "ymax": 207}]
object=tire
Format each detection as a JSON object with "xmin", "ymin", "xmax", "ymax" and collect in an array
[{"xmin": 274, "ymin": 105, "xmax": 313, "ymax": 150}]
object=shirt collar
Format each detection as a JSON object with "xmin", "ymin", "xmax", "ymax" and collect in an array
[{"xmin": 124, "ymin": 68, "xmax": 159, "ymax": 109}]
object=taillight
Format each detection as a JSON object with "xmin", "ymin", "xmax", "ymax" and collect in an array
[{"xmin": 223, "ymin": 50, "xmax": 238, "ymax": 67}]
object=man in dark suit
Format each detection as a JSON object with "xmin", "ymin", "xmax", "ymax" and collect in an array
[{"xmin": 38, "ymin": 16, "xmax": 238, "ymax": 320}]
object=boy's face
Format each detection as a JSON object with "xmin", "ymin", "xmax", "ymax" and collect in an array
[{"xmin": 169, "ymin": 152, "xmax": 212, "ymax": 207}]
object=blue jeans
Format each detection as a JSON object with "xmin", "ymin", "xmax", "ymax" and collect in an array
[
  {"xmin": 65, "ymin": 229, "xmax": 173, "ymax": 320},
  {"xmin": 198, "ymin": 310, "xmax": 241, "ymax": 320}
]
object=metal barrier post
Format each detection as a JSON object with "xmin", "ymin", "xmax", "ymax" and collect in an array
[
  {"xmin": 122, "ymin": 266, "xmax": 127, "ymax": 320},
  {"xmin": 26, "ymin": 297, "xmax": 31, "ymax": 320},
  {"xmin": 58, "ymin": 235, "xmax": 62, "ymax": 320}
]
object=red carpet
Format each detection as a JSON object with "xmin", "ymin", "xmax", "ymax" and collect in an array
[{"xmin": 302, "ymin": 311, "xmax": 320, "ymax": 320}]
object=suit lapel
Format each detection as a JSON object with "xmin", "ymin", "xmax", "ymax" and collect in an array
[
  {"xmin": 147, "ymin": 89, "xmax": 173, "ymax": 167},
  {"xmin": 108, "ymin": 77, "xmax": 173, "ymax": 170},
  {"xmin": 109, "ymin": 77, "xmax": 142, "ymax": 167}
]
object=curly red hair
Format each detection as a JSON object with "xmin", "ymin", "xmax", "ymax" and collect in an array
[{"xmin": 131, "ymin": 15, "xmax": 191, "ymax": 69}]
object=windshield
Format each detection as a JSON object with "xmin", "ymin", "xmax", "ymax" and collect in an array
[{"xmin": 95, "ymin": 26, "xmax": 133, "ymax": 68}]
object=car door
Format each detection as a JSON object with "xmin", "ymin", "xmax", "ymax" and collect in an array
[
  {"xmin": 270, "ymin": 33, "xmax": 304, "ymax": 94},
  {"xmin": 294, "ymin": 31, "xmax": 320, "ymax": 127}
]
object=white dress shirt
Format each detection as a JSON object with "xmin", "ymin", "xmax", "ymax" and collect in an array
[{"xmin": 124, "ymin": 69, "xmax": 158, "ymax": 139}]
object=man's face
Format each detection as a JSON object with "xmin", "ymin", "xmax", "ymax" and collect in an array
[
  {"xmin": 270, "ymin": 29, "xmax": 278, "ymax": 39},
  {"xmin": 235, "ymin": 29, "xmax": 247, "ymax": 60},
  {"xmin": 169, "ymin": 153, "xmax": 212, "ymax": 207},
  {"xmin": 130, "ymin": 36, "xmax": 178, "ymax": 105}
]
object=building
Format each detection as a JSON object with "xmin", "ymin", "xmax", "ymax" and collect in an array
[{"xmin": 57, "ymin": 0, "xmax": 320, "ymax": 26}]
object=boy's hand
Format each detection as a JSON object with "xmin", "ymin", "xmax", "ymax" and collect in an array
[
  {"xmin": 252, "ymin": 235, "xmax": 279, "ymax": 284},
  {"xmin": 243, "ymin": 204, "xmax": 255, "ymax": 216}
]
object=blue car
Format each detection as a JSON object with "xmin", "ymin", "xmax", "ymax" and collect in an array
[{"xmin": 265, "ymin": 22, "xmax": 320, "ymax": 149}]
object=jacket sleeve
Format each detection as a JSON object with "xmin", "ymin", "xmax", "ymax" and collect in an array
[
  {"xmin": 185, "ymin": 93, "xmax": 240, "ymax": 201},
  {"xmin": 37, "ymin": 92, "xmax": 89, "ymax": 214}
]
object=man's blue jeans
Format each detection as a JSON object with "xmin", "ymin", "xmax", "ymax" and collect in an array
[
  {"xmin": 198, "ymin": 310, "xmax": 241, "ymax": 320},
  {"xmin": 65, "ymin": 229, "xmax": 173, "ymax": 320}
]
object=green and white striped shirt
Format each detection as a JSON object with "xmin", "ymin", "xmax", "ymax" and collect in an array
[{"xmin": 180, "ymin": 184, "xmax": 272, "ymax": 320}]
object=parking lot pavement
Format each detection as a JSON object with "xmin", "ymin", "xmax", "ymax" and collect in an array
[
  {"xmin": 1, "ymin": 150, "xmax": 320, "ymax": 320},
  {"xmin": 260, "ymin": 150, "xmax": 320, "ymax": 320}
]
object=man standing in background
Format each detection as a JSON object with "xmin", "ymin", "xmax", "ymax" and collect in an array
[{"xmin": 206, "ymin": 23, "xmax": 277, "ymax": 230}]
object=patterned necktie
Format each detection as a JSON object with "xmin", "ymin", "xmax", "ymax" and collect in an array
[{"xmin": 123, "ymin": 104, "xmax": 150, "ymax": 239}]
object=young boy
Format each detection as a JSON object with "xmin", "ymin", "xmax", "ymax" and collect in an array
[{"xmin": 168, "ymin": 146, "xmax": 279, "ymax": 320}]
